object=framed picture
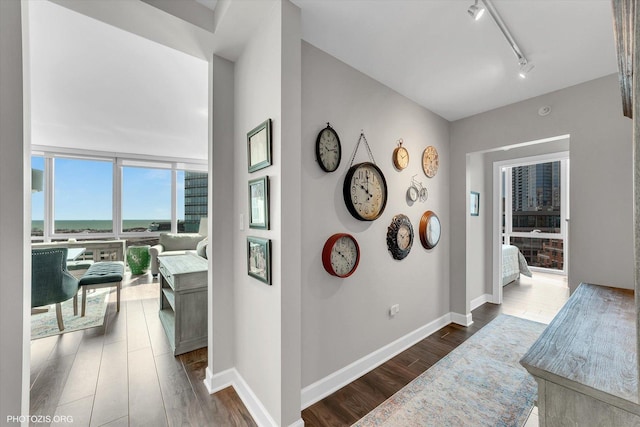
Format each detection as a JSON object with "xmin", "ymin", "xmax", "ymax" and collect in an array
[
  {"xmin": 247, "ymin": 119, "xmax": 272, "ymax": 172},
  {"xmin": 247, "ymin": 237, "xmax": 271, "ymax": 285},
  {"xmin": 249, "ymin": 176, "xmax": 269, "ymax": 229},
  {"xmin": 470, "ymin": 191, "xmax": 480, "ymax": 216}
]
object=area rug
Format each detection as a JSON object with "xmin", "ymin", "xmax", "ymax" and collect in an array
[
  {"xmin": 353, "ymin": 314, "xmax": 546, "ymax": 427},
  {"xmin": 31, "ymin": 288, "xmax": 110, "ymax": 340}
]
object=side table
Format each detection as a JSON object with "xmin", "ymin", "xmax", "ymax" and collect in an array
[{"xmin": 158, "ymin": 253, "xmax": 208, "ymax": 355}]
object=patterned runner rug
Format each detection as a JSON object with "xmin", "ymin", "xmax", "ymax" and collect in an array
[
  {"xmin": 31, "ymin": 288, "xmax": 110, "ymax": 340},
  {"xmin": 353, "ymin": 314, "xmax": 546, "ymax": 427}
]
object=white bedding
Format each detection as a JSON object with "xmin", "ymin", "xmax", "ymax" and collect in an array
[{"xmin": 502, "ymin": 244, "xmax": 533, "ymax": 286}]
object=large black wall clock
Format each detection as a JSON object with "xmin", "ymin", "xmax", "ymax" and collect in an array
[
  {"xmin": 343, "ymin": 162, "xmax": 388, "ymax": 221},
  {"xmin": 315, "ymin": 122, "xmax": 341, "ymax": 172},
  {"xmin": 343, "ymin": 132, "xmax": 388, "ymax": 221},
  {"xmin": 387, "ymin": 214, "xmax": 414, "ymax": 260}
]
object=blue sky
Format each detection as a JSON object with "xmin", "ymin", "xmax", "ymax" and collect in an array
[{"xmin": 32, "ymin": 156, "xmax": 185, "ymax": 221}]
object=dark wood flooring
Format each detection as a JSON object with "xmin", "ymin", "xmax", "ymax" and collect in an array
[
  {"xmin": 31, "ymin": 272, "xmax": 516, "ymax": 426},
  {"xmin": 301, "ymin": 303, "xmax": 504, "ymax": 426}
]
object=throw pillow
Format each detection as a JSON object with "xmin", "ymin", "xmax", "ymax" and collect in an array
[{"xmin": 196, "ymin": 238, "xmax": 208, "ymax": 259}]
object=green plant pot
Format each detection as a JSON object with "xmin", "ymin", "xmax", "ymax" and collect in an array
[{"xmin": 127, "ymin": 245, "xmax": 150, "ymax": 275}]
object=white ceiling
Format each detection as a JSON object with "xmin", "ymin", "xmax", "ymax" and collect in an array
[
  {"xmin": 291, "ymin": 0, "xmax": 619, "ymax": 121},
  {"xmin": 28, "ymin": 0, "xmax": 209, "ymax": 160},
  {"xmin": 28, "ymin": 0, "xmax": 619, "ymax": 159}
]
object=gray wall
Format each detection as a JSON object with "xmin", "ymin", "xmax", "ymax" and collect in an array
[
  {"xmin": 0, "ymin": 0, "xmax": 30, "ymax": 420},
  {"xmin": 209, "ymin": 54, "xmax": 235, "ymax": 374},
  {"xmin": 467, "ymin": 152, "xmax": 486, "ymax": 303},
  {"xmin": 301, "ymin": 42, "xmax": 451, "ymax": 387},
  {"xmin": 233, "ymin": 2, "xmax": 302, "ymax": 424},
  {"xmin": 451, "ymin": 74, "xmax": 633, "ymax": 317}
]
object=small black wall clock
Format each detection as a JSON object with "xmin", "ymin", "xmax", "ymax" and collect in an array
[{"xmin": 315, "ymin": 123, "xmax": 341, "ymax": 172}]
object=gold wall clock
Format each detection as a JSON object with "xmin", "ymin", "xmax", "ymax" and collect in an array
[
  {"xmin": 419, "ymin": 210, "xmax": 441, "ymax": 249},
  {"xmin": 387, "ymin": 214, "xmax": 414, "ymax": 260},
  {"xmin": 315, "ymin": 122, "xmax": 341, "ymax": 172},
  {"xmin": 322, "ymin": 233, "xmax": 360, "ymax": 278},
  {"xmin": 392, "ymin": 139, "xmax": 409, "ymax": 170},
  {"xmin": 422, "ymin": 146, "xmax": 439, "ymax": 178}
]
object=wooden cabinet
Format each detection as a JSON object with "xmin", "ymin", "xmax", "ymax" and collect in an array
[{"xmin": 158, "ymin": 254, "xmax": 208, "ymax": 356}]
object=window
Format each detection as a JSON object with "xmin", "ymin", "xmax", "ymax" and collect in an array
[
  {"xmin": 122, "ymin": 166, "xmax": 172, "ymax": 232},
  {"xmin": 53, "ymin": 157, "xmax": 113, "ymax": 235},
  {"xmin": 502, "ymin": 156, "xmax": 568, "ymax": 272},
  {"xmin": 31, "ymin": 150, "xmax": 207, "ymax": 242},
  {"xmin": 31, "ymin": 155, "xmax": 45, "ymax": 239}
]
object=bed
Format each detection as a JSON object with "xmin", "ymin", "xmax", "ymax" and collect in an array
[{"xmin": 502, "ymin": 244, "xmax": 533, "ymax": 286}]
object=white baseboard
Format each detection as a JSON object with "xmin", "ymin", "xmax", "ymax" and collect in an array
[
  {"xmin": 300, "ymin": 312, "xmax": 452, "ymax": 409},
  {"xmin": 205, "ymin": 367, "xmax": 278, "ymax": 427},
  {"xmin": 470, "ymin": 293, "xmax": 492, "ymax": 311},
  {"xmin": 288, "ymin": 419, "xmax": 305, "ymax": 427},
  {"xmin": 450, "ymin": 312, "xmax": 474, "ymax": 327}
]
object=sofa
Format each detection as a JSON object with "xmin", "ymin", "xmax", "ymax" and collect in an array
[{"xmin": 149, "ymin": 218, "xmax": 208, "ymax": 276}]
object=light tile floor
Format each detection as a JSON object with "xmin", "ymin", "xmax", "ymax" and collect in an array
[{"xmin": 502, "ymin": 271, "xmax": 570, "ymax": 427}]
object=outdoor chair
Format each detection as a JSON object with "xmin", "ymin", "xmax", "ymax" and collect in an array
[{"xmin": 31, "ymin": 248, "xmax": 79, "ymax": 331}]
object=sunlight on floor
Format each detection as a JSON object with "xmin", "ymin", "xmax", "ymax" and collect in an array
[{"xmin": 501, "ymin": 271, "xmax": 570, "ymax": 324}]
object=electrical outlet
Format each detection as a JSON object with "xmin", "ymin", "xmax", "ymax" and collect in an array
[{"xmin": 389, "ymin": 304, "xmax": 400, "ymax": 317}]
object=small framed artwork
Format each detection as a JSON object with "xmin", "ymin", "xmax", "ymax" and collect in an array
[
  {"xmin": 249, "ymin": 176, "xmax": 269, "ymax": 229},
  {"xmin": 247, "ymin": 119, "xmax": 272, "ymax": 172},
  {"xmin": 247, "ymin": 237, "xmax": 271, "ymax": 285},
  {"xmin": 470, "ymin": 191, "xmax": 480, "ymax": 216}
]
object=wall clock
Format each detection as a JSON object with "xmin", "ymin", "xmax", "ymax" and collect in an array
[
  {"xmin": 419, "ymin": 210, "xmax": 441, "ymax": 249},
  {"xmin": 322, "ymin": 233, "xmax": 360, "ymax": 278},
  {"xmin": 387, "ymin": 214, "xmax": 414, "ymax": 260},
  {"xmin": 392, "ymin": 138, "xmax": 409, "ymax": 170},
  {"xmin": 315, "ymin": 122, "xmax": 341, "ymax": 172},
  {"xmin": 343, "ymin": 132, "xmax": 388, "ymax": 221},
  {"xmin": 344, "ymin": 162, "xmax": 388, "ymax": 221},
  {"xmin": 422, "ymin": 146, "xmax": 439, "ymax": 178}
]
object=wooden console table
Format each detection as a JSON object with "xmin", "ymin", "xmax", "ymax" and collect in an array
[
  {"xmin": 158, "ymin": 254, "xmax": 208, "ymax": 356},
  {"xmin": 521, "ymin": 283, "xmax": 639, "ymax": 426}
]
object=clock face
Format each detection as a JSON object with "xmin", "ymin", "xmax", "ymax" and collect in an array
[
  {"xmin": 422, "ymin": 146, "xmax": 439, "ymax": 178},
  {"xmin": 393, "ymin": 146, "xmax": 409, "ymax": 170},
  {"xmin": 407, "ymin": 185, "xmax": 419, "ymax": 202},
  {"xmin": 322, "ymin": 233, "xmax": 360, "ymax": 278},
  {"xmin": 419, "ymin": 210, "xmax": 441, "ymax": 249},
  {"xmin": 343, "ymin": 162, "xmax": 388, "ymax": 221},
  {"xmin": 387, "ymin": 214, "xmax": 413, "ymax": 260},
  {"xmin": 316, "ymin": 125, "xmax": 341, "ymax": 172}
]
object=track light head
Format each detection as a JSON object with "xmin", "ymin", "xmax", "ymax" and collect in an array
[
  {"xmin": 467, "ymin": 1, "xmax": 485, "ymax": 21},
  {"xmin": 518, "ymin": 60, "xmax": 535, "ymax": 79}
]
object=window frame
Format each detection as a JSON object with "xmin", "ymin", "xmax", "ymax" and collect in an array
[{"xmin": 31, "ymin": 146, "xmax": 206, "ymax": 242}]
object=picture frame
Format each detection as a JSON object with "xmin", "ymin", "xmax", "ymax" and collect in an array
[
  {"xmin": 248, "ymin": 176, "xmax": 269, "ymax": 229},
  {"xmin": 247, "ymin": 119, "xmax": 272, "ymax": 172},
  {"xmin": 247, "ymin": 236, "xmax": 271, "ymax": 285},
  {"xmin": 470, "ymin": 191, "xmax": 480, "ymax": 216}
]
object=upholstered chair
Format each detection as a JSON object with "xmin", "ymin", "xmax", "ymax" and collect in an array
[{"xmin": 31, "ymin": 248, "xmax": 79, "ymax": 331}]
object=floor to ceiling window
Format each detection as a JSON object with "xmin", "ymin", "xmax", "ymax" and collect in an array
[
  {"xmin": 501, "ymin": 154, "xmax": 569, "ymax": 273},
  {"xmin": 31, "ymin": 151, "xmax": 207, "ymax": 242}
]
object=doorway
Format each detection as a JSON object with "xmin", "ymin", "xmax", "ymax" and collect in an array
[{"xmin": 492, "ymin": 151, "xmax": 570, "ymax": 312}]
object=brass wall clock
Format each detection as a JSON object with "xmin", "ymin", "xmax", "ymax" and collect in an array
[
  {"xmin": 387, "ymin": 214, "xmax": 414, "ymax": 260},
  {"xmin": 392, "ymin": 138, "xmax": 409, "ymax": 170},
  {"xmin": 419, "ymin": 210, "xmax": 441, "ymax": 249},
  {"xmin": 315, "ymin": 122, "xmax": 341, "ymax": 172},
  {"xmin": 322, "ymin": 233, "xmax": 360, "ymax": 278},
  {"xmin": 422, "ymin": 146, "xmax": 439, "ymax": 178},
  {"xmin": 343, "ymin": 132, "xmax": 388, "ymax": 221}
]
